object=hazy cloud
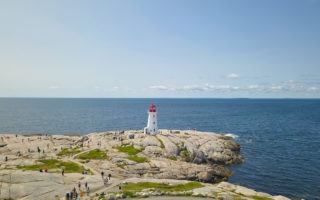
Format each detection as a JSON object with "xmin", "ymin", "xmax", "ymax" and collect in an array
[
  {"xmin": 226, "ymin": 73, "xmax": 240, "ymax": 79},
  {"xmin": 149, "ymin": 80, "xmax": 320, "ymax": 94}
]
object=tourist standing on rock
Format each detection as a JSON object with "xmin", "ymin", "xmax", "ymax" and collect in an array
[
  {"xmin": 65, "ymin": 192, "xmax": 70, "ymax": 200},
  {"xmin": 101, "ymin": 171, "xmax": 104, "ymax": 178},
  {"xmin": 78, "ymin": 181, "xmax": 81, "ymax": 190},
  {"xmin": 85, "ymin": 182, "xmax": 88, "ymax": 188},
  {"xmin": 103, "ymin": 178, "xmax": 108, "ymax": 186},
  {"xmin": 62, "ymin": 169, "xmax": 65, "ymax": 176},
  {"xmin": 108, "ymin": 173, "xmax": 111, "ymax": 180},
  {"xmin": 86, "ymin": 187, "xmax": 90, "ymax": 196}
]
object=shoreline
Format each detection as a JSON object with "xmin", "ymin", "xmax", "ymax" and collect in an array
[{"xmin": 0, "ymin": 130, "xmax": 289, "ymax": 200}]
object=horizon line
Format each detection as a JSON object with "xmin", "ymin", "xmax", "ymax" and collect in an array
[{"xmin": 0, "ymin": 97, "xmax": 319, "ymax": 100}]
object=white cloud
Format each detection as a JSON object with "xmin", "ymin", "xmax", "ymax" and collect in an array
[
  {"xmin": 226, "ymin": 73, "xmax": 240, "ymax": 79},
  {"xmin": 308, "ymin": 86, "xmax": 318, "ymax": 91},
  {"xmin": 149, "ymin": 80, "xmax": 320, "ymax": 94},
  {"xmin": 149, "ymin": 85, "xmax": 171, "ymax": 91}
]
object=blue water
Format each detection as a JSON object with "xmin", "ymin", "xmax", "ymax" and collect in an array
[{"xmin": 0, "ymin": 98, "xmax": 319, "ymax": 199}]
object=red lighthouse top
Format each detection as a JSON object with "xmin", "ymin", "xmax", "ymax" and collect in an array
[{"xmin": 149, "ymin": 104, "xmax": 156, "ymax": 112}]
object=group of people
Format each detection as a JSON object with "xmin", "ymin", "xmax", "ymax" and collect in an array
[
  {"xmin": 65, "ymin": 181, "xmax": 90, "ymax": 200},
  {"xmin": 101, "ymin": 171, "xmax": 112, "ymax": 186},
  {"xmin": 39, "ymin": 168, "xmax": 48, "ymax": 173}
]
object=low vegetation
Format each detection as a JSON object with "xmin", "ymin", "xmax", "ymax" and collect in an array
[
  {"xmin": 128, "ymin": 155, "xmax": 148, "ymax": 163},
  {"xmin": 250, "ymin": 196, "xmax": 272, "ymax": 200},
  {"xmin": 17, "ymin": 159, "xmax": 85, "ymax": 173},
  {"xmin": 57, "ymin": 147, "xmax": 81, "ymax": 157},
  {"xmin": 155, "ymin": 136, "xmax": 165, "ymax": 149},
  {"xmin": 179, "ymin": 146, "xmax": 192, "ymax": 162},
  {"xmin": 116, "ymin": 145, "xmax": 148, "ymax": 163},
  {"xmin": 168, "ymin": 156, "xmax": 177, "ymax": 161},
  {"xmin": 116, "ymin": 145, "xmax": 143, "ymax": 155},
  {"xmin": 76, "ymin": 149, "xmax": 107, "ymax": 160},
  {"xmin": 122, "ymin": 181, "xmax": 203, "ymax": 192}
]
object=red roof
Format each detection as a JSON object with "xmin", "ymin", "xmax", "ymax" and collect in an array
[{"xmin": 149, "ymin": 104, "xmax": 156, "ymax": 112}]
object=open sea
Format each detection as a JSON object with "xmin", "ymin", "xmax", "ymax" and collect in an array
[{"xmin": 0, "ymin": 98, "xmax": 319, "ymax": 199}]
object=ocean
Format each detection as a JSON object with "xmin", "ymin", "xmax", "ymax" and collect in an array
[{"xmin": 0, "ymin": 98, "xmax": 319, "ymax": 199}]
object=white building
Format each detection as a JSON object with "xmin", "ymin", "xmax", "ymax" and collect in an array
[{"xmin": 144, "ymin": 104, "xmax": 159, "ymax": 135}]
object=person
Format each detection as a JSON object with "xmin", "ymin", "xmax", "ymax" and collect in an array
[
  {"xmin": 108, "ymin": 173, "xmax": 111, "ymax": 180},
  {"xmin": 101, "ymin": 171, "xmax": 104, "ymax": 178},
  {"xmin": 37, "ymin": 146, "xmax": 41, "ymax": 153},
  {"xmin": 66, "ymin": 192, "xmax": 70, "ymax": 200},
  {"xmin": 118, "ymin": 185, "xmax": 122, "ymax": 190},
  {"xmin": 5, "ymin": 156, "xmax": 7, "ymax": 162},
  {"xmin": 72, "ymin": 187, "xmax": 76, "ymax": 197},
  {"xmin": 62, "ymin": 169, "xmax": 65, "ymax": 176},
  {"xmin": 78, "ymin": 181, "xmax": 81, "ymax": 189},
  {"xmin": 86, "ymin": 187, "xmax": 90, "ymax": 196},
  {"xmin": 45, "ymin": 168, "xmax": 48, "ymax": 173},
  {"xmin": 85, "ymin": 182, "xmax": 88, "ymax": 188},
  {"xmin": 103, "ymin": 178, "xmax": 108, "ymax": 186},
  {"xmin": 39, "ymin": 169, "xmax": 43, "ymax": 172}
]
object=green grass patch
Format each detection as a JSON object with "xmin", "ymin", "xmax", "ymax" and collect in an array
[
  {"xmin": 116, "ymin": 145, "xmax": 147, "ymax": 163},
  {"xmin": 128, "ymin": 155, "xmax": 148, "ymax": 163},
  {"xmin": 76, "ymin": 149, "xmax": 107, "ymax": 160},
  {"xmin": 168, "ymin": 156, "xmax": 177, "ymax": 161},
  {"xmin": 250, "ymin": 196, "xmax": 272, "ymax": 200},
  {"xmin": 122, "ymin": 181, "xmax": 203, "ymax": 192},
  {"xmin": 57, "ymin": 147, "xmax": 81, "ymax": 157},
  {"xmin": 155, "ymin": 136, "xmax": 165, "ymax": 149},
  {"xmin": 179, "ymin": 146, "xmax": 192, "ymax": 162},
  {"xmin": 116, "ymin": 145, "xmax": 142, "ymax": 155},
  {"xmin": 17, "ymin": 159, "xmax": 84, "ymax": 173}
]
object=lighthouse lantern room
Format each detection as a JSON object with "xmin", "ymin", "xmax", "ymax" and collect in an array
[{"xmin": 144, "ymin": 104, "xmax": 159, "ymax": 135}]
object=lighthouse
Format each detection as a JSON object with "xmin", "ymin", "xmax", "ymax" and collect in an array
[{"xmin": 144, "ymin": 104, "xmax": 159, "ymax": 135}]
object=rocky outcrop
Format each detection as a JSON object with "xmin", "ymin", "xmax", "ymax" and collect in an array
[{"xmin": 0, "ymin": 130, "xmax": 288, "ymax": 200}]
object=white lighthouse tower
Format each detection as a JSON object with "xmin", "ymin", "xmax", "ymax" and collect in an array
[{"xmin": 144, "ymin": 104, "xmax": 159, "ymax": 135}]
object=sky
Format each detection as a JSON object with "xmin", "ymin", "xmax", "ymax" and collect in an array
[{"xmin": 0, "ymin": 0, "xmax": 320, "ymax": 98}]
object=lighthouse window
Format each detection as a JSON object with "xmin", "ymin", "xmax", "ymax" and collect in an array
[{"xmin": 153, "ymin": 115, "xmax": 155, "ymax": 117}]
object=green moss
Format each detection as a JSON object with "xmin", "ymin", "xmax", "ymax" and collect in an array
[
  {"xmin": 179, "ymin": 146, "xmax": 192, "ymax": 162},
  {"xmin": 168, "ymin": 156, "xmax": 177, "ymax": 161},
  {"xmin": 250, "ymin": 196, "xmax": 272, "ymax": 200},
  {"xmin": 116, "ymin": 145, "xmax": 142, "ymax": 155},
  {"xmin": 155, "ymin": 136, "xmax": 165, "ymax": 149},
  {"xmin": 122, "ymin": 181, "xmax": 203, "ymax": 192},
  {"xmin": 128, "ymin": 155, "xmax": 148, "ymax": 163},
  {"xmin": 232, "ymin": 194, "xmax": 244, "ymax": 200},
  {"xmin": 76, "ymin": 149, "xmax": 107, "ymax": 160},
  {"xmin": 116, "ymin": 145, "xmax": 147, "ymax": 163},
  {"xmin": 57, "ymin": 147, "xmax": 81, "ymax": 157},
  {"xmin": 123, "ymin": 191, "xmax": 136, "ymax": 198},
  {"xmin": 17, "ymin": 159, "xmax": 84, "ymax": 173}
]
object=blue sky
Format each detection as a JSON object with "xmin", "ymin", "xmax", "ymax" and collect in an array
[{"xmin": 0, "ymin": 0, "xmax": 320, "ymax": 98}]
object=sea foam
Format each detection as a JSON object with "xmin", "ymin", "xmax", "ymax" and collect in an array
[{"xmin": 225, "ymin": 133, "xmax": 239, "ymax": 139}]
